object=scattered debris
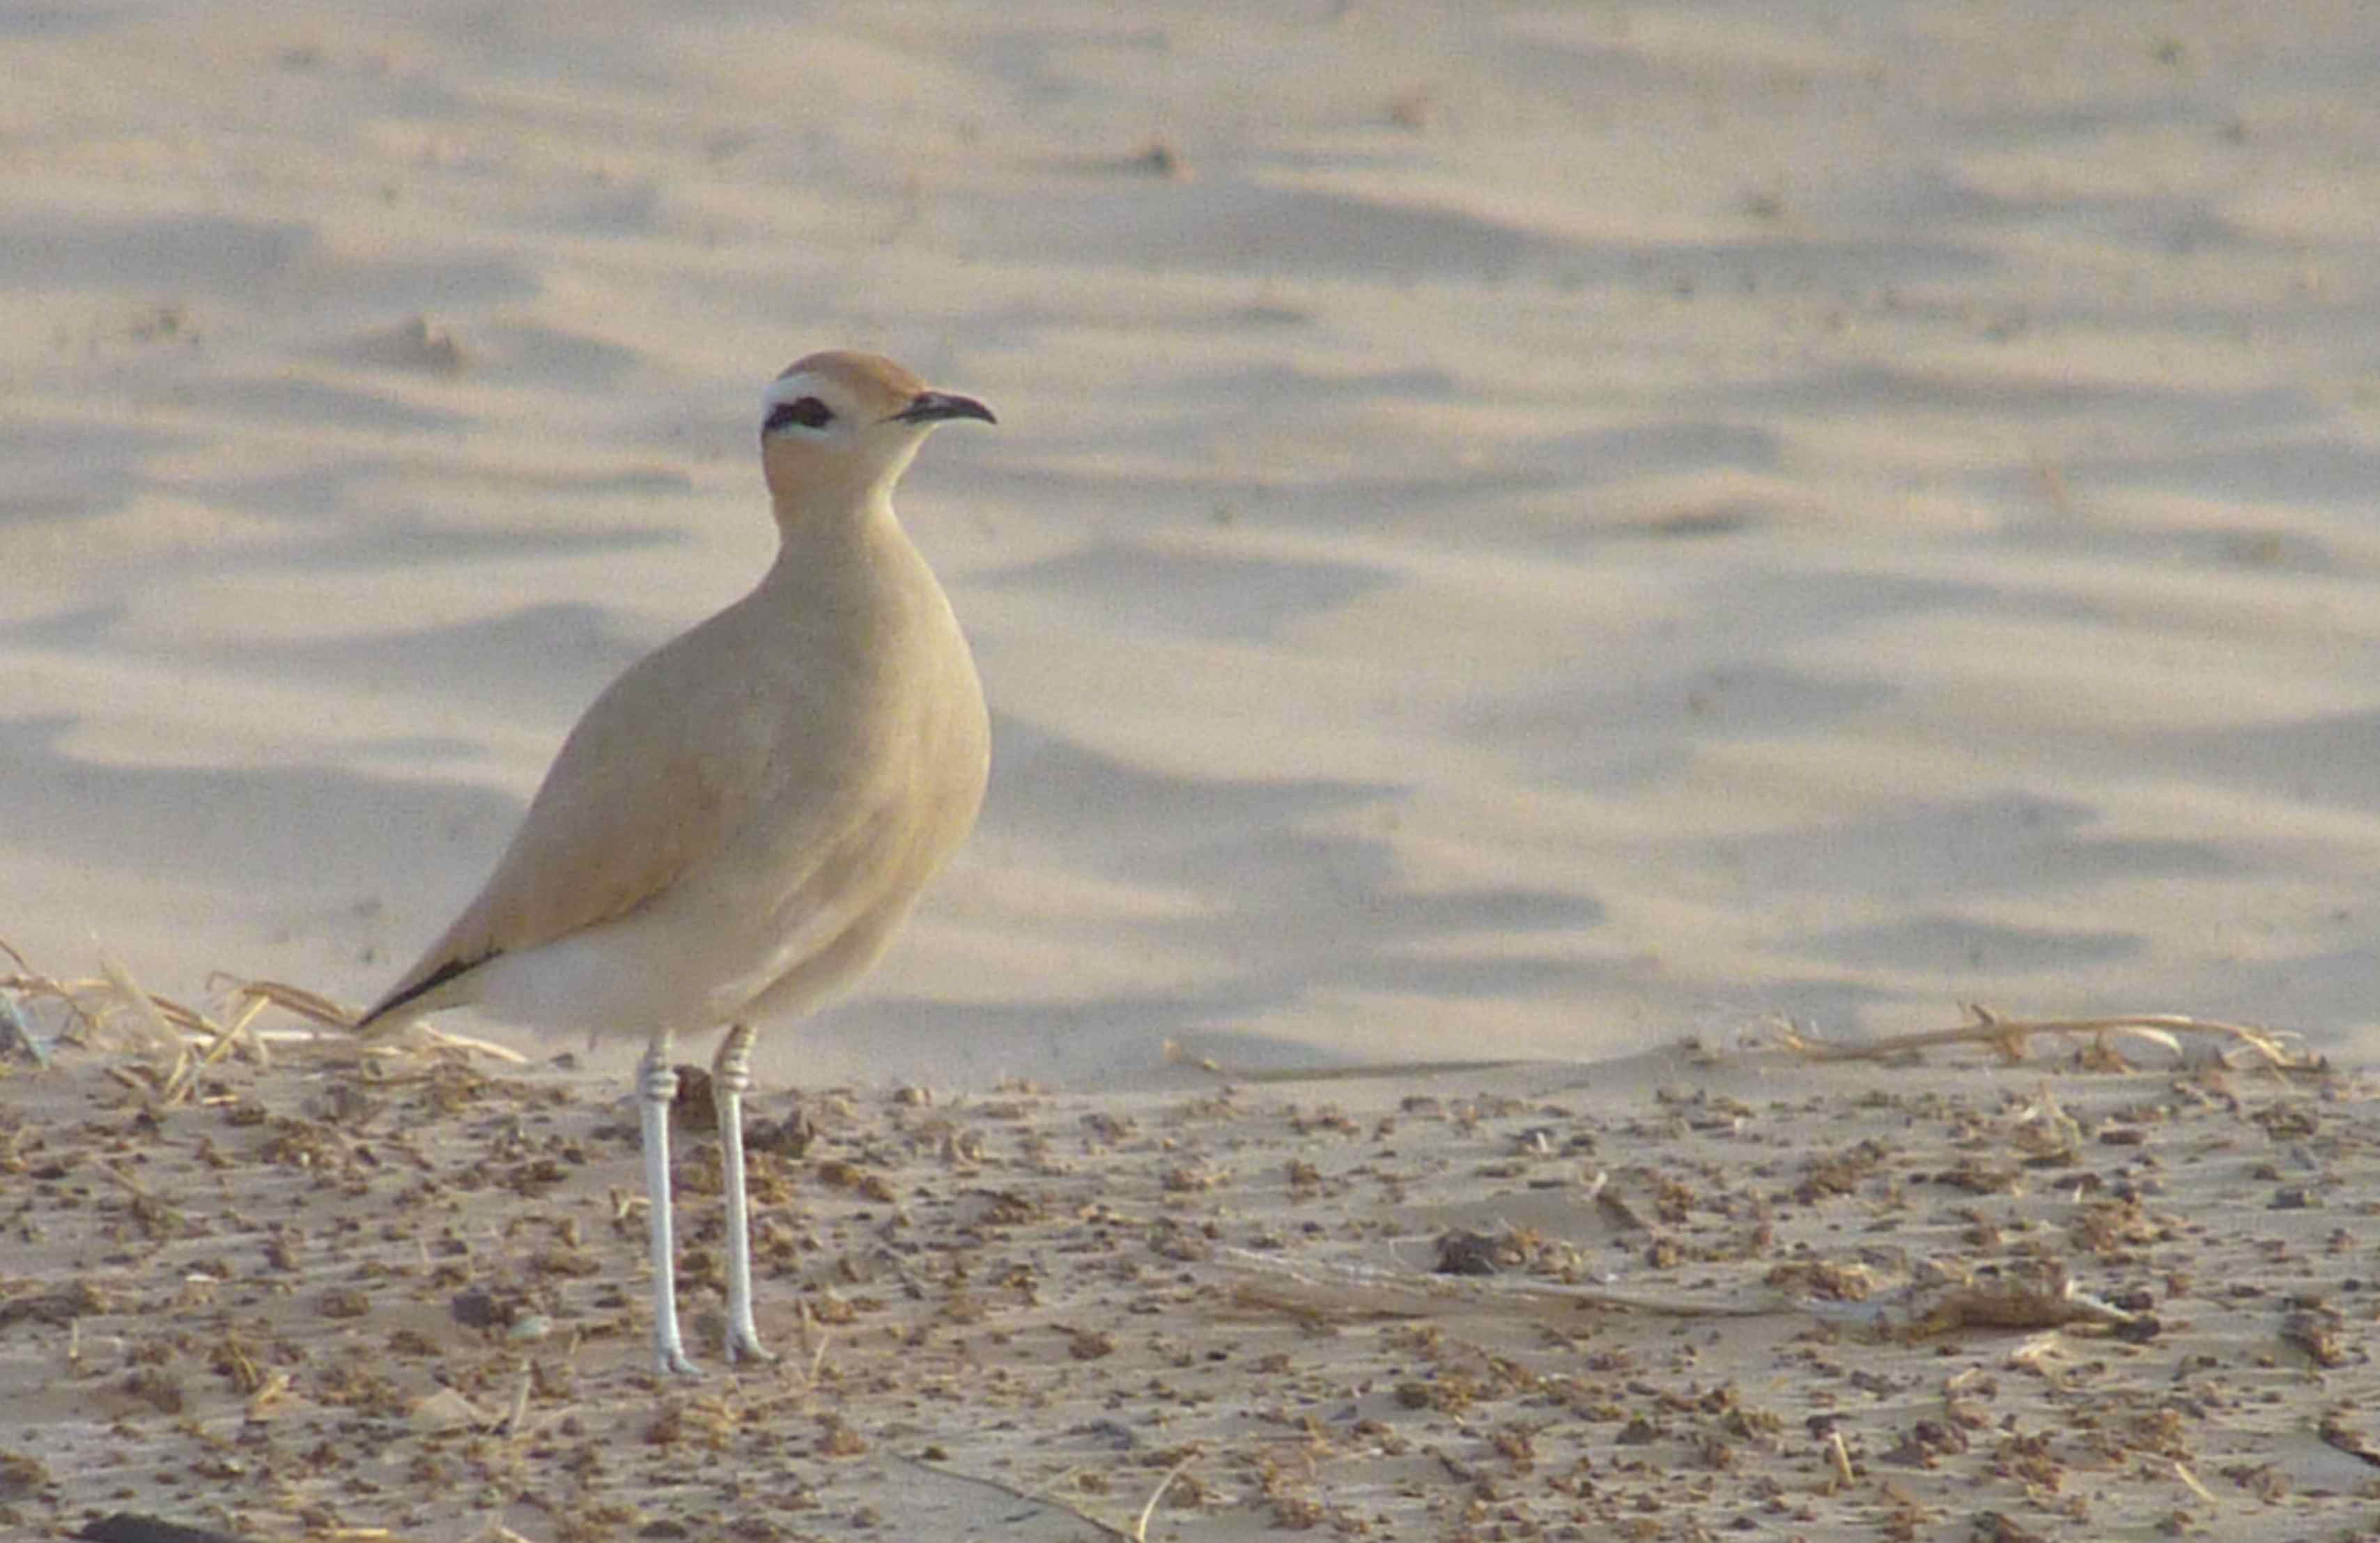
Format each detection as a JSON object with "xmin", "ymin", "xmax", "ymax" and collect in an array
[{"xmin": 1, "ymin": 943, "xmax": 2369, "ymax": 1536}]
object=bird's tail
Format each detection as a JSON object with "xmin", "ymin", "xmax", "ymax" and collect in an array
[
  {"xmin": 349, "ymin": 1002, "xmax": 409, "ymax": 1041},
  {"xmin": 352, "ymin": 954, "xmax": 482, "ymax": 1038}
]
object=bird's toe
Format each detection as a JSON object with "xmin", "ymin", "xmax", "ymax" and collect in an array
[{"xmin": 726, "ymin": 1329, "xmax": 778, "ymax": 1367}]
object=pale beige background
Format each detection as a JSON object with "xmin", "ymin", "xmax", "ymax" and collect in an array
[{"xmin": 6, "ymin": 1, "xmax": 2379, "ymax": 1084}]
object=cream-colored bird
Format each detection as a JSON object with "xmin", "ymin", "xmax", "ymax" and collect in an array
[{"xmin": 356, "ymin": 351, "xmax": 994, "ymax": 1375}]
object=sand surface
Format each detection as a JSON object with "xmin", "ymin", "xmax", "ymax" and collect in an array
[
  {"xmin": 5, "ymin": 0, "xmax": 2380, "ymax": 1535},
  {"xmin": 3, "ymin": 1032, "xmax": 2377, "ymax": 1542}
]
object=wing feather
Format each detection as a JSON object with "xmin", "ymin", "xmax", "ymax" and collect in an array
[{"xmin": 360, "ymin": 599, "xmax": 805, "ymax": 1029}]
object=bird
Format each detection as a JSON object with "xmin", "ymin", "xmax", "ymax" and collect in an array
[{"xmin": 354, "ymin": 351, "xmax": 995, "ymax": 1375}]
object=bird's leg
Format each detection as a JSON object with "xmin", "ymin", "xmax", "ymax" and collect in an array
[
  {"xmin": 713, "ymin": 1022, "xmax": 775, "ymax": 1364},
  {"xmin": 638, "ymin": 1030, "xmax": 698, "ymax": 1376}
]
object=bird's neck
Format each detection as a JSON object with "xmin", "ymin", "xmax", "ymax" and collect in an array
[
  {"xmin": 769, "ymin": 475, "xmax": 899, "ymax": 546},
  {"xmin": 764, "ymin": 484, "xmax": 922, "ymax": 601}
]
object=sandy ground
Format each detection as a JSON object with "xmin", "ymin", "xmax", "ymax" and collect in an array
[
  {"xmin": 3, "ymin": 1028, "xmax": 2377, "ymax": 1542},
  {"xmin": 6, "ymin": 0, "xmax": 2380, "ymax": 1536}
]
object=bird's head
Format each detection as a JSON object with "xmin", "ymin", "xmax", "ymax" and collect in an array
[{"xmin": 759, "ymin": 351, "xmax": 994, "ymax": 518}]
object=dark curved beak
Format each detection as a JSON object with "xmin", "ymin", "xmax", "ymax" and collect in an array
[{"xmin": 890, "ymin": 390, "xmax": 996, "ymax": 426}]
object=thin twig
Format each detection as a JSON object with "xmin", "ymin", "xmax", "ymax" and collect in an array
[
  {"xmin": 1772, "ymin": 1004, "xmax": 2317, "ymax": 1072},
  {"xmin": 1134, "ymin": 1456, "xmax": 1194, "ymax": 1542},
  {"xmin": 1163, "ymin": 1039, "xmax": 1530, "ymax": 1085},
  {"xmin": 1216, "ymin": 1246, "xmax": 1782, "ymax": 1321},
  {"xmin": 214, "ymin": 976, "xmax": 356, "ymax": 1029},
  {"xmin": 891, "ymin": 1453, "xmax": 1136, "ymax": 1541}
]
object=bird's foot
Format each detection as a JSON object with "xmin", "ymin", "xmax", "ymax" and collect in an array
[
  {"xmin": 725, "ymin": 1325, "xmax": 777, "ymax": 1366},
  {"xmin": 656, "ymin": 1342, "xmax": 702, "ymax": 1379}
]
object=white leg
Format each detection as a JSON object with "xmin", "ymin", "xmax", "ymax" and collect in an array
[
  {"xmin": 713, "ymin": 1022, "xmax": 775, "ymax": 1365},
  {"xmin": 638, "ymin": 1031, "xmax": 698, "ymax": 1376}
]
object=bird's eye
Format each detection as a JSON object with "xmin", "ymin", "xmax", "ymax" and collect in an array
[{"xmin": 765, "ymin": 396, "xmax": 834, "ymax": 433}]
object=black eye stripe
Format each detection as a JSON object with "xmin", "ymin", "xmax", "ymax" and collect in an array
[{"xmin": 764, "ymin": 395, "xmax": 834, "ymax": 432}]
